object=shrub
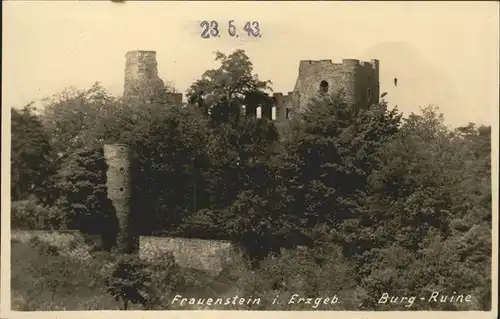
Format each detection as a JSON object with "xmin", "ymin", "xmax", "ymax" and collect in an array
[
  {"xmin": 215, "ymin": 243, "xmax": 360, "ymax": 310},
  {"xmin": 28, "ymin": 234, "xmax": 42, "ymax": 247},
  {"xmin": 257, "ymin": 244, "xmax": 359, "ymax": 310},
  {"xmin": 11, "ymin": 198, "xmax": 66, "ymax": 230},
  {"xmin": 24, "ymin": 241, "xmax": 84, "ymax": 304},
  {"xmin": 143, "ymin": 252, "xmax": 185, "ymax": 309},
  {"xmin": 105, "ymin": 254, "xmax": 152, "ymax": 310}
]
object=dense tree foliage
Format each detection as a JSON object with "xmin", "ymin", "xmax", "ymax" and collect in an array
[
  {"xmin": 53, "ymin": 147, "xmax": 118, "ymax": 248},
  {"xmin": 186, "ymin": 49, "xmax": 273, "ymax": 125},
  {"xmin": 42, "ymin": 83, "xmax": 117, "ymax": 161},
  {"xmin": 11, "ymin": 105, "xmax": 57, "ymax": 203},
  {"xmin": 11, "ymin": 49, "xmax": 492, "ymax": 310}
]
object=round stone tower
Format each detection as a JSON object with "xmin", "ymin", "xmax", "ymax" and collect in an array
[
  {"xmin": 103, "ymin": 144, "xmax": 134, "ymax": 252},
  {"xmin": 292, "ymin": 58, "xmax": 380, "ymax": 111},
  {"xmin": 123, "ymin": 50, "xmax": 166, "ymax": 104},
  {"xmin": 340, "ymin": 59, "xmax": 360, "ymax": 106}
]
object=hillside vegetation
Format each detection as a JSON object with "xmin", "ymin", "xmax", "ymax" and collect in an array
[{"xmin": 11, "ymin": 50, "xmax": 492, "ymax": 310}]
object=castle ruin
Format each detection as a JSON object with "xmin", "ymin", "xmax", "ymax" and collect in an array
[
  {"xmin": 122, "ymin": 50, "xmax": 380, "ymax": 120},
  {"xmin": 292, "ymin": 58, "xmax": 380, "ymax": 111},
  {"xmin": 104, "ymin": 51, "xmax": 381, "ymax": 269}
]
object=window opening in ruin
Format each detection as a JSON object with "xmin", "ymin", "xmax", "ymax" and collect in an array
[
  {"xmin": 285, "ymin": 108, "xmax": 290, "ymax": 119},
  {"xmin": 271, "ymin": 106, "xmax": 276, "ymax": 120},
  {"xmin": 256, "ymin": 106, "xmax": 262, "ymax": 119},
  {"xmin": 119, "ymin": 147, "xmax": 125, "ymax": 152},
  {"xmin": 119, "ymin": 167, "xmax": 125, "ymax": 173},
  {"xmin": 367, "ymin": 88, "xmax": 372, "ymax": 101},
  {"xmin": 119, "ymin": 187, "xmax": 124, "ymax": 192},
  {"xmin": 320, "ymin": 80, "xmax": 329, "ymax": 93}
]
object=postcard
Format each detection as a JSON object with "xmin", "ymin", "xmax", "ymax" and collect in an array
[{"xmin": 1, "ymin": 1, "xmax": 498, "ymax": 319}]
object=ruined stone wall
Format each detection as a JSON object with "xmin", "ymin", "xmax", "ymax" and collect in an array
[
  {"xmin": 273, "ymin": 92, "xmax": 299, "ymax": 121},
  {"xmin": 355, "ymin": 60, "xmax": 380, "ymax": 107},
  {"xmin": 123, "ymin": 50, "xmax": 166, "ymax": 104},
  {"xmin": 166, "ymin": 92, "xmax": 183, "ymax": 105},
  {"xmin": 292, "ymin": 59, "xmax": 380, "ymax": 111},
  {"xmin": 139, "ymin": 236, "xmax": 242, "ymax": 273},
  {"xmin": 211, "ymin": 57, "xmax": 380, "ymax": 124},
  {"xmin": 103, "ymin": 144, "xmax": 133, "ymax": 252},
  {"xmin": 13, "ymin": 230, "xmax": 241, "ymax": 273},
  {"xmin": 121, "ymin": 50, "xmax": 379, "ymax": 116}
]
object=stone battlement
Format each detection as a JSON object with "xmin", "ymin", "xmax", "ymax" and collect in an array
[{"xmin": 299, "ymin": 58, "xmax": 379, "ymax": 69}]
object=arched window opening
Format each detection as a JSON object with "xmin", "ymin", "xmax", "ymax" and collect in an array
[
  {"xmin": 271, "ymin": 106, "xmax": 276, "ymax": 120},
  {"xmin": 319, "ymin": 80, "xmax": 329, "ymax": 93},
  {"xmin": 256, "ymin": 106, "xmax": 262, "ymax": 119},
  {"xmin": 285, "ymin": 107, "xmax": 290, "ymax": 119}
]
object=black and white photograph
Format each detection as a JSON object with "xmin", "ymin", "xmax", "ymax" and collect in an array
[{"xmin": 2, "ymin": 0, "xmax": 498, "ymax": 315}]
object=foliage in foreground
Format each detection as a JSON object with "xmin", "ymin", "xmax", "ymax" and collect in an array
[{"xmin": 11, "ymin": 49, "xmax": 492, "ymax": 310}]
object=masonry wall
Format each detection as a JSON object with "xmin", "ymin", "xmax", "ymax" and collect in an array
[
  {"xmin": 139, "ymin": 236, "xmax": 242, "ymax": 273},
  {"xmin": 273, "ymin": 92, "xmax": 299, "ymax": 121},
  {"xmin": 292, "ymin": 59, "xmax": 380, "ymax": 112},
  {"xmin": 123, "ymin": 50, "xmax": 166, "ymax": 104},
  {"xmin": 355, "ymin": 60, "xmax": 380, "ymax": 107},
  {"xmin": 12, "ymin": 230, "xmax": 240, "ymax": 273},
  {"xmin": 166, "ymin": 92, "xmax": 183, "ymax": 105}
]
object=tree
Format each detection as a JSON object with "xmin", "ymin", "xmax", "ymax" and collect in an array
[
  {"xmin": 195, "ymin": 94, "xmax": 402, "ymax": 265},
  {"xmin": 186, "ymin": 49, "xmax": 273, "ymax": 125},
  {"xmin": 282, "ymin": 95, "xmax": 402, "ymax": 248},
  {"xmin": 352, "ymin": 106, "xmax": 491, "ymax": 309},
  {"xmin": 122, "ymin": 103, "xmax": 211, "ymax": 234},
  {"xmin": 11, "ymin": 104, "xmax": 57, "ymax": 203},
  {"xmin": 41, "ymin": 82, "xmax": 117, "ymax": 162},
  {"xmin": 54, "ymin": 147, "xmax": 118, "ymax": 248},
  {"xmin": 105, "ymin": 254, "xmax": 152, "ymax": 310},
  {"xmin": 165, "ymin": 80, "xmax": 179, "ymax": 93},
  {"xmin": 143, "ymin": 252, "xmax": 184, "ymax": 310},
  {"xmin": 27, "ymin": 240, "xmax": 80, "ymax": 304},
  {"xmin": 124, "ymin": 76, "xmax": 173, "ymax": 105},
  {"xmin": 201, "ymin": 117, "xmax": 280, "ymax": 209}
]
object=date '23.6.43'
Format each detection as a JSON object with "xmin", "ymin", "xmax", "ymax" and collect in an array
[{"xmin": 200, "ymin": 20, "xmax": 261, "ymax": 39}]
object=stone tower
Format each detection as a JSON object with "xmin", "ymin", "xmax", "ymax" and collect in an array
[
  {"xmin": 291, "ymin": 58, "xmax": 380, "ymax": 112},
  {"xmin": 123, "ymin": 50, "xmax": 183, "ymax": 105},
  {"xmin": 104, "ymin": 144, "xmax": 134, "ymax": 252},
  {"xmin": 123, "ymin": 50, "xmax": 166, "ymax": 104},
  {"xmin": 252, "ymin": 58, "xmax": 380, "ymax": 124}
]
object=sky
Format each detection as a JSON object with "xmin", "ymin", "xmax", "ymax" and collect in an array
[{"xmin": 2, "ymin": 1, "xmax": 499, "ymax": 127}]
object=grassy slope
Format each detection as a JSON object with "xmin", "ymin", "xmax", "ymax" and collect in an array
[
  {"xmin": 11, "ymin": 236, "xmax": 125, "ymax": 310},
  {"xmin": 11, "ymin": 231, "xmax": 237, "ymax": 310}
]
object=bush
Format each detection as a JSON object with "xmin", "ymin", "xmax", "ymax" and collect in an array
[
  {"xmin": 12, "ymin": 234, "xmax": 117, "ymax": 310},
  {"xmin": 23, "ymin": 240, "xmax": 85, "ymax": 305},
  {"xmin": 104, "ymin": 254, "xmax": 152, "ymax": 310},
  {"xmin": 213, "ymin": 244, "xmax": 360, "ymax": 310},
  {"xmin": 257, "ymin": 244, "xmax": 360, "ymax": 310},
  {"xmin": 143, "ymin": 252, "xmax": 185, "ymax": 309},
  {"xmin": 12, "ymin": 198, "xmax": 66, "ymax": 230}
]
